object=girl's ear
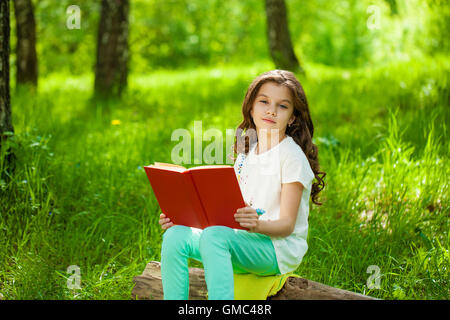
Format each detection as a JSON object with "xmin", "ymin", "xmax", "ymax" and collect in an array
[{"xmin": 289, "ymin": 116, "xmax": 296, "ymax": 126}]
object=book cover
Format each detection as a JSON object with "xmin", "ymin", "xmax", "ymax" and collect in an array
[{"xmin": 144, "ymin": 163, "xmax": 246, "ymax": 230}]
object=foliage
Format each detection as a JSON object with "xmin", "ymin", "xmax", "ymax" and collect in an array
[
  {"xmin": 1, "ymin": 55, "xmax": 449, "ymax": 299},
  {"xmin": 8, "ymin": 0, "xmax": 449, "ymax": 77},
  {"xmin": 1, "ymin": 0, "xmax": 448, "ymax": 300}
]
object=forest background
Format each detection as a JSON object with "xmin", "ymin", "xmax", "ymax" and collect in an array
[{"xmin": 0, "ymin": 0, "xmax": 448, "ymax": 300}]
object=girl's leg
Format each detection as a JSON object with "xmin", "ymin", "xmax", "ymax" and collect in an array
[
  {"xmin": 160, "ymin": 225, "xmax": 202, "ymax": 300},
  {"xmin": 199, "ymin": 226, "xmax": 279, "ymax": 300}
]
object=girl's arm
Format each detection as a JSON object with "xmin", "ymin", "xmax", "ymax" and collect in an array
[{"xmin": 235, "ymin": 182, "xmax": 303, "ymax": 237}]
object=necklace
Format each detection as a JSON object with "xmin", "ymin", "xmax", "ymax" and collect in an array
[{"xmin": 236, "ymin": 154, "xmax": 245, "ymax": 183}]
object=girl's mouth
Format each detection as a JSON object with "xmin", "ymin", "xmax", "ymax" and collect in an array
[{"xmin": 262, "ymin": 118, "xmax": 276, "ymax": 124}]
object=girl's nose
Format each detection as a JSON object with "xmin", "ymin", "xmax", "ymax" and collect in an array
[{"xmin": 266, "ymin": 107, "xmax": 276, "ymax": 116}]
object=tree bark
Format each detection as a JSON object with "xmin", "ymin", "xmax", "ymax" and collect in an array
[
  {"xmin": 131, "ymin": 261, "xmax": 379, "ymax": 300},
  {"xmin": 0, "ymin": 0, "xmax": 13, "ymax": 135},
  {"xmin": 264, "ymin": 0, "xmax": 303, "ymax": 73},
  {"xmin": 94, "ymin": 0, "xmax": 129, "ymax": 98},
  {"xmin": 0, "ymin": 0, "xmax": 15, "ymax": 179},
  {"xmin": 13, "ymin": 0, "xmax": 38, "ymax": 87}
]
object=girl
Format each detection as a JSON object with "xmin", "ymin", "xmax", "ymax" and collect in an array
[{"xmin": 159, "ymin": 69, "xmax": 326, "ymax": 300}]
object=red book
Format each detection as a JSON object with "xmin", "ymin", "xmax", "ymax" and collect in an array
[{"xmin": 144, "ymin": 162, "xmax": 246, "ymax": 230}]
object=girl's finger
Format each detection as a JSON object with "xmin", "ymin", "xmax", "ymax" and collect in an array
[
  {"xmin": 244, "ymin": 207, "xmax": 256, "ymax": 213},
  {"xmin": 236, "ymin": 217, "xmax": 258, "ymax": 224},
  {"xmin": 160, "ymin": 216, "xmax": 171, "ymax": 226},
  {"xmin": 237, "ymin": 205, "xmax": 254, "ymax": 212},
  {"xmin": 235, "ymin": 211, "xmax": 256, "ymax": 216},
  {"xmin": 235, "ymin": 213, "xmax": 258, "ymax": 219},
  {"xmin": 240, "ymin": 222, "xmax": 257, "ymax": 229},
  {"xmin": 162, "ymin": 222, "xmax": 173, "ymax": 230},
  {"xmin": 235, "ymin": 215, "xmax": 258, "ymax": 222}
]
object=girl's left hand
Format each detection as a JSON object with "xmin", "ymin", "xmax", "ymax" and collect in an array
[{"xmin": 234, "ymin": 202, "xmax": 259, "ymax": 232}]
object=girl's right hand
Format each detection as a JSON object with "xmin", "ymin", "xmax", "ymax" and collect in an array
[{"xmin": 159, "ymin": 213, "xmax": 174, "ymax": 230}]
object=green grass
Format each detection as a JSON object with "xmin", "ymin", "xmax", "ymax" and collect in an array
[{"xmin": 0, "ymin": 56, "xmax": 448, "ymax": 300}]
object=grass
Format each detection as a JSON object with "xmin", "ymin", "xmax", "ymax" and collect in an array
[{"xmin": 0, "ymin": 56, "xmax": 448, "ymax": 300}]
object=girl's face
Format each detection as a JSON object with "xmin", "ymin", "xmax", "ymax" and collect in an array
[{"xmin": 250, "ymin": 81, "xmax": 295, "ymax": 137}]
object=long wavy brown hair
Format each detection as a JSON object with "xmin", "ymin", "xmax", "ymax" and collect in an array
[{"xmin": 231, "ymin": 69, "xmax": 326, "ymax": 206}]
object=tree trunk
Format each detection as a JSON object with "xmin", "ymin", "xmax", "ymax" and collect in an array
[
  {"xmin": 0, "ymin": 0, "xmax": 15, "ymax": 179},
  {"xmin": 0, "ymin": 0, "xmax": 13, "ymax": 135},
  {"xmin": 94, "ymin": 0, "xmax": 129, "ymax": 98},
  {"xmin": 13, "ymin": 0, "xmax": 38, "ymax": 87},
  {"xmin": 132, "ymin": 261, "xmax": 379, "ymax": 300},
  {"xmin": 264, "ymin": 0, "xmax": 303, "ymax": 73},
  {"xmin": 384, "ymin": 0, "xmax": 398, "ymax": 15}
]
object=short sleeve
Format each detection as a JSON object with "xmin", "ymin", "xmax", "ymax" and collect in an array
[{"xmin": 281, "ymin": 151, "xmax": 315, "ymax": 190}]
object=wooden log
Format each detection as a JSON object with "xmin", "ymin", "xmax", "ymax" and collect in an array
[{"xmin": 131, "ymin": 261, "xmax": 379, "ymax": 300}]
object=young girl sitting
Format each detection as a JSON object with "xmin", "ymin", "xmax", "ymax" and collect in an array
[{"xmin": 158, "ymin": 69, "xmax": 326, "ymax": 300}]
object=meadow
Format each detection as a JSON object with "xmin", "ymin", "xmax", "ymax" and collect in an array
[{"xmin": 0, "ymin": 53, "xmax": 448, "ymax": 300}]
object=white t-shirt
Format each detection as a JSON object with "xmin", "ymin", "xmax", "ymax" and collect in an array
[{"xmin": 233, "ymin": 135, "xmax": 315, "ymax": 274}]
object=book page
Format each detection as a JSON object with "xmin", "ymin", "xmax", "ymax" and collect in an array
[
  {"xmin": 188, "ymin": 165, "xmax": 232, "ymax": 170},
  {"xmin": 153, "ymin": 162, "xmax": 186, "ymax": 169}
]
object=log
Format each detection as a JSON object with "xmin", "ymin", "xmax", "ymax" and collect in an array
[{"xmin": 131, "ymin": 261, "xmax": 379, "ymax": 300}]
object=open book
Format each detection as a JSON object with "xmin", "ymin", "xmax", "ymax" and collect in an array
[{"xmin": 144, "ymin": 162, "xmax": 246, "ymax": 230}]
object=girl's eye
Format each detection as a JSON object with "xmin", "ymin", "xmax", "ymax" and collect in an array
[
  {"xmin": 260, "ymin": 100, "xmax": 268, "ymax": 104},
  {"xmin": 280, "ymin": 105, "xmax": 288, "ymax": 109}
]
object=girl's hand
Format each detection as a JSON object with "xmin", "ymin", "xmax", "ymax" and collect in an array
[
  {"xmin": 159, "ymin": 213, "xmax": 174, "ymax": 230},
  {"xmin": 234, "ymin": 202, "xmax": 259, "ymax": 232}
]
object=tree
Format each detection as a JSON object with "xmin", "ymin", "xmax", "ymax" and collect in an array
[
  {"xmin": 384, "ymin": 0, "xmax": 398, "ymax": 15},
  {"xmin": 0, "ymin": 0, "xmax": 15, "ymax": 178},
  {"xmin": 264, "ymin": 0, "xmax": 303, "ymax": 73},
  {"xmin": 94, "ymin": 0, "xmax": 129, "ymax": 98},
  {"xmin": 132, "ymin": 261, "xmax": 379, "ymax": 300},
  {"xmin": 13, "ymin": 0, "xmax": 38, "ymax": 87}
]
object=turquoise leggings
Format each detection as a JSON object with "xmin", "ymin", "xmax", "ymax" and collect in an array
[{"xmin": 161, "ymin": 225, "xmax": 280, "ymax": 300}]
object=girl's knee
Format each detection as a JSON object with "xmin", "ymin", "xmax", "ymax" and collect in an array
[
  {"xmin": 199, "ymin": 226, "xmax": 232, "ymax": 251},
  {"xmin": 162, "ymin": 225, "xmax": 192, "ymax": 250},
  {"xmin": 201, "ymin": 226, "xmax": 231, "ymax": 240}
]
